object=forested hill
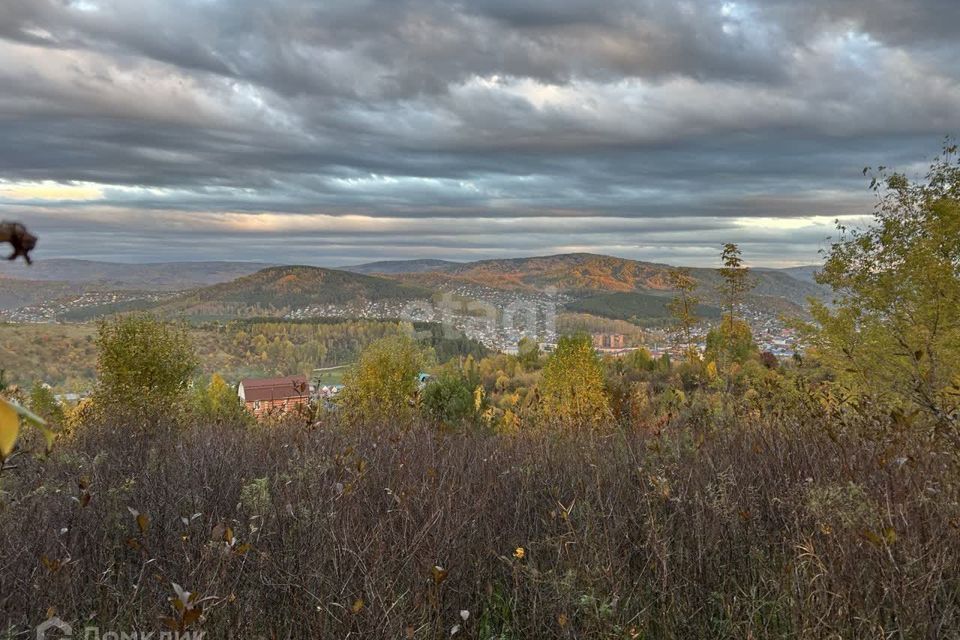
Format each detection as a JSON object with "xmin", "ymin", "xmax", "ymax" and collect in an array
[
  {"xmin": 394, "ymin": 253, "xmax": 827, "ymax": 308},
  {"xmin": 0, "ymin": 276, "xmax": 86, "ymax": 311},
  {"xmin": 566, "ymin": 291, "xmax": 722, "ymax": 325},
  {"xmin": 0, "ymin": 253, "xmax": 826, "ymax": 319},
  {"xmin": 150, "ymin": 266, "xmax": 434, "ymax": 319}
]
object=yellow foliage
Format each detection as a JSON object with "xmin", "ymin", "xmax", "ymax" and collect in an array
[
  {"xmin": 473, "ymin": 385, "xmax": 485, "ymax": 412},
  {"xmin": 0, "ymin": 399, "xmax": 19, "ymax": 458},
  {"xmin": 539, "ymin": 334, "xmax": 610, "ymax": 428},
  {"xmin": 0, "ymin": 397, "xmax": 46, "ymax": 459},
  {"xmin": 706, "ymin": 361, "xmax": 718, "ymax": 380}
]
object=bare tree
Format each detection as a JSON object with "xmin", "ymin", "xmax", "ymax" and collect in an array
[{"xmin": 666, "ymin": 268, "xmax": 699, "ymax": 347}]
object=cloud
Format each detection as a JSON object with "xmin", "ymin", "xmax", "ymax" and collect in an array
[{"xmin": 0, "ymin": 0, "xmax": 957, "ymax": 267}]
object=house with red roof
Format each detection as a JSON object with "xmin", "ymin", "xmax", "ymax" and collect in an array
[{"xmin": 238, "ymin": 375, "xmax": 310, "ymax": 418}]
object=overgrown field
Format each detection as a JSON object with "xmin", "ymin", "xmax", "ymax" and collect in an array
[{"xmin": 1, "ymin": 407, "xmax": 957, "ymax": 638}]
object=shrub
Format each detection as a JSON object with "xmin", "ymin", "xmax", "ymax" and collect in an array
[
  {"xmin": 94, "ymin": 314, "xmax": 197, "ymax": 419},
  {"xmin": 539, "ymin": 334, "xmax": 611, "ymax": 428},
  {"xmin": 0, "ymin": 409, "xmax": 956, "ymax": 638},
  {"xmin": 420, "ymin": 371, "xmax": 475, "ymax": 428},
  {"xmin": 338, "ymin": 334, "xmax": 428, "ymax": 426},
  {"xmin": 190, "ymin": 373, "xmax": 251, "ymax": 427}
]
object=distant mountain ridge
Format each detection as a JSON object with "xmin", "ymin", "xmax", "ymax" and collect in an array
[
  {"xmin": 0, "ymin": 259, "xmax": 276, "ymax": 290},
  {"xmin": 391, "ymin": 253, "xmax": 828, "ymax": 312},
  {"xmin": 760, "ymin": 265, "xmax": 821, "ymax": 285},
  {"xmin": 1, "ymin": 254, "xmax": 828, "ymax": 320},
  {"xmin": 343, "ymin": 258, "xmax": 461, "ymax": 275}
]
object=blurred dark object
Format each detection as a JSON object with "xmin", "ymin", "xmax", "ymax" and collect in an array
[{"xmin": 0, "ymin": 222, "xmax": 37, "ymax": 264}]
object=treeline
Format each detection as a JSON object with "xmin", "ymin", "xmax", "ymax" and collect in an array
[
  {"xmin": 193, "ymin": 318, "xmax": 488, "ymax": 380},
  {"xmin": 566, "ymin": 290, "xmax": 721, "ymax": 326},
  {"xmin": 0, "ymin": 318, "xmax": 488, "ymax": 389},
  {"xmin": 0, "ymin": 323, "xmax": 98, "ymax": 390},
  {"xmin": 194, "ymin": 318, "xmax": 413, "ymax": 379},
  {"xmin": 556, "ymin": 312, "xmax": 646, "ymax": 343}
]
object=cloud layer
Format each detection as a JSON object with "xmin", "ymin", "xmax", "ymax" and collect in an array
[{"xmin": 0, "ymin": 0, "xmax": 957, "ymax": 266}]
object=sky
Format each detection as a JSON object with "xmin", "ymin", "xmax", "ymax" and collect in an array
[{"xmin": 0, "ymin": 0, "xmax": 958, "ymax": 267}]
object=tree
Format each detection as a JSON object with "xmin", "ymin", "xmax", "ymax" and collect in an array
[
  {"xmin": 94, "ymin": 314, "xmax": 197, "ymax": 417},
  {"xmin": 625, "ymin": 347, "xmax": 655, "ymax": 372},
  {"xmin": 667, "ymin": 268, "xmax": 699, "ymax": 354},
  {"xmin": 517, "ymin": 336, "xmax": 541, "ymax": 369},
  {"xmin": 338, "ymin": 334, "xmax": 427, "ymax": 426},
  {"xmin": 810, "ymin": 143, "xmax": 960, "ymax": 436},
  {"xmin": 192, "ymin": 374, "xmax": 250, "ymax": 426},
  {"xmin": 420, "ymin": 371, "xmax": 475, "ymax": 428},
  {"xmin": 539, "ymin": 334, "xmax": 610, "ymax": 428},
  {"xmin": 718, "ymin": 243, "xmax": 753, "ymax": 329},
  {"xmin": 29, "ymin": 382, "xmax": 64, "ymax": 426},
  {"xmin": 704, "ymin": 319, "xmax": 758, "ymax": 368},
  {"xmin": 714, "ymin": 244, "xmax": 756, "ymax": 374}
]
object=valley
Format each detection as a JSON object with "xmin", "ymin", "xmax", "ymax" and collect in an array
[{"xmin": 1, "ymin": 252, "xmax": 816, "ymax": 389}]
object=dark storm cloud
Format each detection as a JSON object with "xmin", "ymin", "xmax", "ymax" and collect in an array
[{"xmin": 0, "ymin": 0, "xmax": 957, "ymax": 267}]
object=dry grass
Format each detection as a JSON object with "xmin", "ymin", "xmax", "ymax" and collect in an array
[{"xmin": 1, "ymin": 407, "xmax": 958, "ymax": 638}]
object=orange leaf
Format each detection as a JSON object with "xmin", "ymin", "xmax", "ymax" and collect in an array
[
  {"xmin": 430, "ymin": 565, "xmax": 448, "ymax": 585},
  {"xmin": 182, "ymin": 607, "xmax": 202, "ymax": 627},
  {"xmin": 41, "ymin": 555, "xmax": 61, "ymax": 572}
]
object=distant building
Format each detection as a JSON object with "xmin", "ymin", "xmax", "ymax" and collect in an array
[
  {"xmin": 54, "ymin": 392, "xmax": 88, "ymax": 404},
  {"xmin": 238, "ymin": 375, "xmax": 310, "ymax": 418},
  {"xmin": 316, "ymin": 384, "xmax": 343, "ymax": 398},
  {"xmin": 592, "ymin": 333, "xmax": 626, "ymax": 350}
]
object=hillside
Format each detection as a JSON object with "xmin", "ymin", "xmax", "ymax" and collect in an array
[
  {"xmin": 0, "ymin": 276, "xmax": 86, "ymax": 311},
  {"xmin": 444, "ymin": 253, "xmax": 676, "ymax": 292},
  {"xmin": 767, "ymin": 265, "xmax": 821, "ymax": 285},
  {"xmin": 394, "ymin": 253, "xmax": 827, "ymax": 313},
  {"xmin": 151, "ymin": 265, "xmax": 434, "ymax": 319},
  {"xmin": 0, "ymin": 254, "xmax": 827, "ymax": 321},
  {"xmin": 0, "ymin": 259, "xmax": 275, "ymax": 290},
  {"xmin": 566, "ymin": 291, "xmax": 722, "ymax": 325}
]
